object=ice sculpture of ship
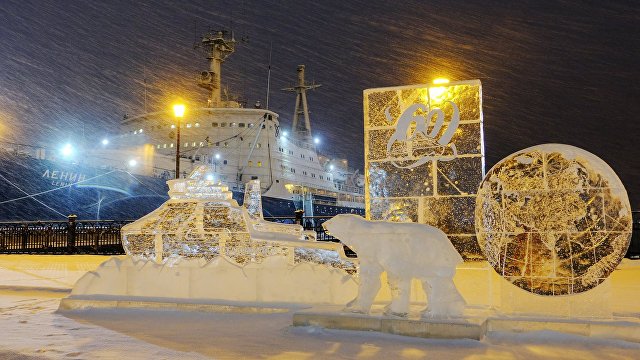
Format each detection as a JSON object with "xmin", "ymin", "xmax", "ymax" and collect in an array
[{"xmin": 121, "ymin": 165, "xmax": 356, "ymax": 272}]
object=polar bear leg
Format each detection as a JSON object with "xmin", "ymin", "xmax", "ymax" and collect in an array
[
  {"xmin": 384, "ymin": 273, "xmax": 411, "ymax": 317},
  {"xmin": 421, "ymin": 277, "xmax": 465, "ymax": 318},
  {"xmin": 345, "ymin": 262, "xmax": 382, "ymax": 314}
]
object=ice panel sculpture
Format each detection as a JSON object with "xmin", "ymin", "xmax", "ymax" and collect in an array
[
  {"xmin": 364, "ymin": 80, "xmax": 484, "ymax": 260},
  {"xmin": 475, "ymin": 144, "xmax": 632, "ymax": 295},
  {"xmin": 323, "ymin": 214, "xmax": 466, "ymax": 318},
  {"xmin": 122, "ymin": 165, "xmax": 355, "ymax": 273}
]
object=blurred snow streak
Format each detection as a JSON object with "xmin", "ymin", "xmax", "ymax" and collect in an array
[{"xmin": 0, "ymin": 0, "xmax": 638, "ymax": 206}]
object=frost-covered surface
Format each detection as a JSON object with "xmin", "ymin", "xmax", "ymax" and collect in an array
[
  {"xmin": 3, "ymin": 255, "xmax": 640, "ymax": 358},
  {"xmin": 476, "ymin": 144, "xmax": 632, "ymax": 296},
  {"xmin": 70, "ymin": 256, "xmax": 357, "ymax": 306},
  {"xmin": 2, "ymin": 291, "xmax": 640, "ymax": 359},
  {"xmin": 323, "ymin": 214, "xmax": 465, "ymax": 318}
]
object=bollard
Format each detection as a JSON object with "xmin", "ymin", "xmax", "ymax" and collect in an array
[
  {"xmin": 21, "ymin": 224, "xmax": 28, "ymax": 252},
  {"xmin": 67, "ymin": 214, "xmax": 77, "ymax": 254},
  {"xmin": 294, "ymin": 209, "xmax": 304, "ymax": 226}
]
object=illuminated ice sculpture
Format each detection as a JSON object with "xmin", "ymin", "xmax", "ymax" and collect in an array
[
  {"xmin": 121, "ymin": 165, "xmax": 355, "ymax": 273},
  {"xmin": 363, "ymin": 80, "xmax": 484, "ymax": 260},
  {"xmin": 475, "ymin": 144, "xmax": 632, "ymax": 295},
  {"xmin": 323, "ymin": 214, "xmax": 466, "ymax": 318}
]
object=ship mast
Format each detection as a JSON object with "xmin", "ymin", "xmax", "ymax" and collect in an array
[
  {"xmin": 283, "ymin": 65, "xmax": 320, "ymax": 142},
  {"xmin": 196, "ymin": 30, "xmax": 237, "ymax": 108}
]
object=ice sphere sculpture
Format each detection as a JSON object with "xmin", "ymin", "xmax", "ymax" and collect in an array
[
  {"xmin": 475, "ymin": 144, "xmax": 632, "ymax": 295},
  {"xmin": 364, "ymin": 81, "xmax": 484, "ymax": 260},
  {"xmin": 323, "ymin": 214, "xmax": 466, "ymax": 318},
  {"xmin": 121, "ymin": 165, "xmax": 355, "ymax": 273}
]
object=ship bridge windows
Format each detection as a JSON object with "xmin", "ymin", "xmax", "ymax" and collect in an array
[
  {"xmin": 248, "ymin": 123, "xmax": 254, "ymax": 128},
  {"xmin": 195, "ymin": 123, "xmax": 200, "ymax": 127},
  {"xmin": 312, "ymin": 173, "xmax": 316, "ymax": 178},
  {"xmin": 320, "ymin": 175, "xmax": 323, "ymax": 180},
  {"xmin": 231, "ymin": 122, "xmax": 237, "ymax": 127},
  {"xmin": 221, "ymin": 122, "xmax": 227, "ymax": 127},
  {"xmin": 186, "ymin": 123, "xmax": 192, "ymax": 128},
  {"xmin": 289, "ymin": 150, "xmax": 293, "ymax": 155},
  {"xmin": 170, "ymin": 143, "xmax": 174, "ymax": 148},
  {"xmin": 256, "ymin": 143, "xmax": 262, "ymax": 148},
  {"xmin": 223, "ymin": 160, "xmax": 228, "ymax": 165},
  {"xmin": 239, "ymin": 123, "xmax": 245, "ymax": 128},
  {"xmin": 248, "ymin": 161, "xmax": 253, "ymax": 167},
  {"xmin": 163, "ymin": 144, "xmax": 167, "ymax": 149},
  {"xmin": 257, "ymin": 161, "xmax": 262, "ymax": 167},
  {"xmin": 215, "ymin": 142, "xmax": 219, "ymax": 146},
  {"xmin": 192, "ymin": 142, "xmax": 196, "ymax": 147},
  {"xmin": 199, "ymin": 141, "xmax": 204, "ymax": 147},
  {"xmin": 212, "ymin": 122, "xmax": 218, "ymax": 127},
  {"xmin": 184, "ymin": 142, "xmax": 189, "ymax": 147},
  {"xmin": 224, "ymin": 142, "xmax": 228, "ymax": 147}
]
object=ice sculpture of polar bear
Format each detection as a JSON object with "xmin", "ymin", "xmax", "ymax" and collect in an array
[{"xmin": 323, "ymin": 214, "xmax": 465, "ymax": 318}]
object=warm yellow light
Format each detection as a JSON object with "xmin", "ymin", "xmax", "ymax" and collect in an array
[
  {"xmin": 429, "ymin": 86, "xmax": 446, "ymax": 100},
  {"xmin": 433, "ymin": 78, "xmax": 450, "ymax": 85},
  {"xmin": 173, "ymin": 104, "xmax": 185, "ymax": 118}
]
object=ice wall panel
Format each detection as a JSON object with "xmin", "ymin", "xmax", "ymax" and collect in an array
[{"xmin": 364, "ymin": 80, "xmax": 484, "ymax": 260}]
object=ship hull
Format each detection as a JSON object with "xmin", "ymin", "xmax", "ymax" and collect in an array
[{"xmin": 0, "ymin": 151, "xmax": 362, "ymax": 221}]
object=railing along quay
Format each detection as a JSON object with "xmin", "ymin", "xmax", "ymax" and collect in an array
[
  {"xmin": 0, "ymin": 216, "xmax": 132, "ymax": 254},
  {"xmin": 0, "ymin": 214, "xmax": 356, "ymax": 257}
]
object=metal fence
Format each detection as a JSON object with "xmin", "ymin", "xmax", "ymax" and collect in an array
[
  {"xmin": 0, "ymin": 216, "xmax": 131, "ymax": 254},
  {"xmin": 0, "ymin": 214, "xmax": 353, "ymax": 256}
]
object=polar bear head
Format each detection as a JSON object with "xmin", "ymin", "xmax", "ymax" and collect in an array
[{"xmin": 322, "ymin": 214, "xmax": 361, "ymax": 243}]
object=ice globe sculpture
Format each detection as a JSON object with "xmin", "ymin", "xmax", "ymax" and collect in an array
[{"xmin": 475, "ymin": 144, "xmax": 632, "ymax": 295}]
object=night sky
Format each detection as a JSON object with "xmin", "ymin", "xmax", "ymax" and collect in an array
[{"xmin": 1, "ymin": 0, "xmax": 638, "ymax": 207}]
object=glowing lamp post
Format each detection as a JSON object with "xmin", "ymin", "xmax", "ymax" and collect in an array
[{"xmin": 173, "ymin": 104, "xmax": 185, "ymax": 178}]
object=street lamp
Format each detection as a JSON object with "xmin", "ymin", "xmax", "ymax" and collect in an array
[{"xmin": 173, "ymin": 103, "xmax": 185, "ymax": 178}]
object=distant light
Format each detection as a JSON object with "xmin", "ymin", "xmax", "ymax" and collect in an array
[
  {"xmin": 61, "ymin": 143, "xmax": 73, "ymax": 157},
  {"xmin": 433, "ymin": 78, "xmax": 450, "ymax": 85},
  {"xmin": 128, "ymin": 159, "xmax": 137, "ymax": 167},
  {"xmin": 171, "ymin": 124, "xmax": 176, "ymax": 129},
  {"xmin": 101, "ymin": 139, "xmax": 109, "ymax": 146},
  {"xmin": 139, "ymin": 128, "xmax": 143, "ymax": 133},
  {"xmin": 206, "ymin": 174, "xmax": 214, "ymax": 181},
  {"xmin": 282, "ymin": 131, "xmax": 288, "ymax": 138},
  {"xmin": 314, "ymin": 137, "xmax": 320, "ymax": 144},
  {"xmin": 215, "ymin": 153, "xmax": 221, "ymax": 160},
  {"xmin": 173, "ymin": 104, "xmax": 185, "ymax": 118},
  {"xmin": 329, "ymin": 164, "xmax": 334, "ymax": 170}
]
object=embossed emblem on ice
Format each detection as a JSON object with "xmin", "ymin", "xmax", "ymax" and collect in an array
[{"xmin": 385, "ymin": 101, "xmax": 460, "ymax": 169}]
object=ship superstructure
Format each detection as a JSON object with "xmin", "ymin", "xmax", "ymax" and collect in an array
[{"xmin": 85, "ymin": 30, "xmax": 363, "ymax": 217}]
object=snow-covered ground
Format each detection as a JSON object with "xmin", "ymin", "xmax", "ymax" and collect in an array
[{"xmin": 1, "ymin": 255, "xmax": 640, "ymax": 359}]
